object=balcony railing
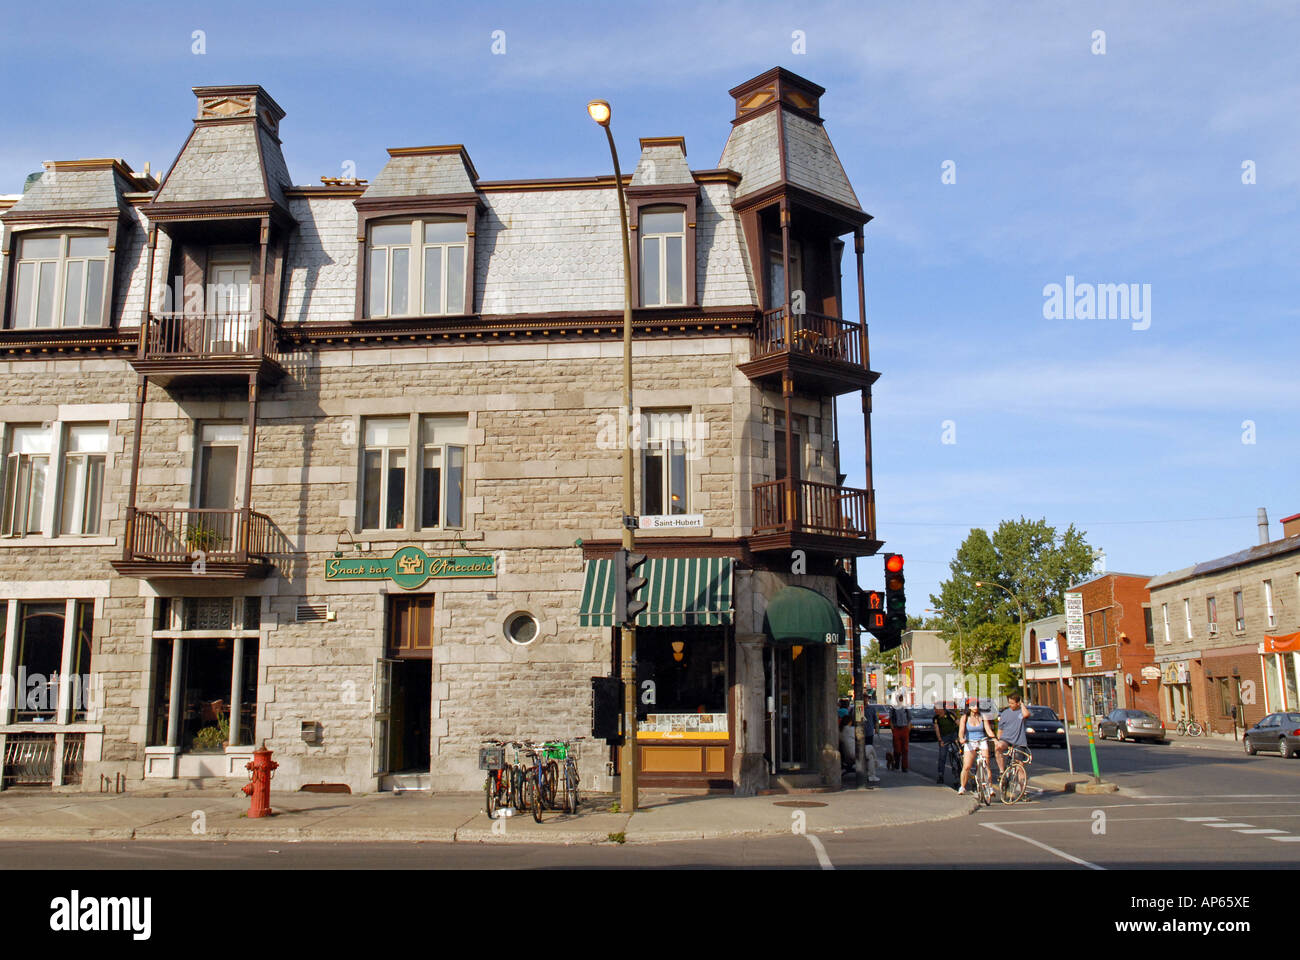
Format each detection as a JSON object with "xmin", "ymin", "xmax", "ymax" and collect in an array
[
  {"xmin": 141, "ymin": 312, "xmax": 280, "ymax": 364},
  {"xmin": 752, "ymin": 479, "xmax": 874, "ymax": 539},
  {"xmin": 124, "ymin": 507, "xmax": 272, "ymax": 564},
  {"xmin": 752, "ymin": 308, "xmax": 865, "ymax": 367}
]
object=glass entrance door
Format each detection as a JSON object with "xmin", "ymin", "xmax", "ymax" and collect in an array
[{"xmin": 765, "ymin": 645, "xmax": 814, "ymax": 771}]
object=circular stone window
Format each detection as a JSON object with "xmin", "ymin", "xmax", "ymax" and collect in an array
[{"xmin": 504, "ymin": 611, "xmax": 539, "ymax": 646}]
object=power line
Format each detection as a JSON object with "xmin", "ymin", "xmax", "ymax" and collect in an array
[{"xmin": 882, "ymin": 515, "xmax": 1255, "ymax": 528}]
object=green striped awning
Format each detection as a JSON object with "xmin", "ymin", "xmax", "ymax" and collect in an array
[
  {"xmin": 579, "ymin": 557, "xmax": 733, "ymax": 628},
  {"xmin": 763, "ymin": 585, "xmax": 844, "ymax": 645}
]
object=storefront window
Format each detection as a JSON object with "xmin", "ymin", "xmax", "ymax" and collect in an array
[
  {"xmin": 1265, "ymin": 655, "xmax": 1282, "ymax": 713},
  {"xmin": 637, "ymin": 629, "xmax": 728, "ymax": 737},
  {"xmin": 148, "ymin": 638, "xmax": 174, "ymax": 747},
  {"xmin": 1284, "ymin": 654, "xmax": 1299, "ymax": 712},
  {"xmin": 178, "ymin": 637, "xmax": 260, "ymax": 751},
  {"xmin": 15, "ymin": 603, "xmax": 63, "ymax": 721}
]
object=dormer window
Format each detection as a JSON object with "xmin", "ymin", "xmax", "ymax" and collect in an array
[
  {"xmin": 365, "ymin": 217, "xmax": 468, "ymax": 319},
  {"xmin": 639, "ymin": 206, "xmax": 686, "ymax": 307},
  {"xmin": 11, "ymin": 231, "xmax": 109, "ymax": 329}
]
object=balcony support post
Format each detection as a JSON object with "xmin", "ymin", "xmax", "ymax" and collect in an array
[
  {"xmin": 240, "ymin": 374, "xmax": 260, "ymax": 563},
  {"xmin": 782, "ymin": 371, "xmax": 796, "ymax": 534},
  {"xmin": 855, "ymin": 227, "xmax": 868, "ymax": 369},
  {"xmin": 257, "ymin": 217, "xmax": 270, "ymax": 356},
  {"xmin": 139, "ymin": 226, "xmax": 157, "ymax": 358},
  {"xmin": 124, "ymin": 375, "xmax": 148, "ymax": 561},
  {"xmin": 780, "ymin": 200, "xmax": 793, "ymax": 347},
  {"xmin": 861, "ymin": 387, "xmax": 875, "ymax": 542}
]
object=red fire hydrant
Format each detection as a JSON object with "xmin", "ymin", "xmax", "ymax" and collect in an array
[{"xmin": 242, "ymin": 742, "xmax": 278, "ymax": 818}]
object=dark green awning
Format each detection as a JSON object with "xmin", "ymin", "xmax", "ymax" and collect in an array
[
  {"xmin": 579, "ymin": 557, "xmax": 733, "ymax": 628},
  {"xmin": 763, "ymin": 586, "xmax": 844, "ymax": 645}
]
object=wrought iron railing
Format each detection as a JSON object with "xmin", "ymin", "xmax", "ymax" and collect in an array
[
  {"xmin": 123, "ymin": 507, "xmax": 273, "ymax": 564},
  {"xmin": 752, "ymin": 307, "xmax": 865, "ymax": 367},
  {"xmin": 141, "ymin": 312, "xmax": 280, "ymax": 364},
  {"xmin": 62, "ymin": 734, "xmax": 84, "ymax": 785},
  {"xmin": 752, "ymin": 479, "xmax": 873, "ymax": 539},
  {"xmin": 3, "ymin": 734, "xmax": 55, "ymax": 786}
]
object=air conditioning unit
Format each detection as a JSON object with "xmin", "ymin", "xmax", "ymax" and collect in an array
[{"xmin": 1207, "ymin": 623, "xmax": 1218, "ymax": 636}]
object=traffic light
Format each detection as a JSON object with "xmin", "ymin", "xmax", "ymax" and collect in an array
[
  {"xmin": 862, "ymin": 590, "xmax": 886, "ymax": 633},
  {"xmin": 613, "ymin": 549, "xmax": 648, "ymax": 626},
  {"xmin": 884, "ymin": 552, "xmax": 906, "ymax": 632}
]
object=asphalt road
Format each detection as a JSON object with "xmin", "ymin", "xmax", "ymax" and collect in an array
[{"xmin": 1, "ymin": 737, "xmax": 1295, "ymax": 871}]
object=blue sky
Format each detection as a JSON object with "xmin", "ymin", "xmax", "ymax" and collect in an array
[{"xmin": 2, "ymin": 1, "xmax": 1296, "ymax": 607}]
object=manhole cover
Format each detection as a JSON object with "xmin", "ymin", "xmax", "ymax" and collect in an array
[{"xmin": 772, "ymin": 800, "xmax": 827, "ymax": 807}]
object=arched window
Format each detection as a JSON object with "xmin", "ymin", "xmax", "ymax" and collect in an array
[
  {"xmin": 639, "ymin": 206, "xmax": 686, "ymax": 307},
  {"xmin": 11, "ymin": 231, "xmax": 109, "ymax": 328}
]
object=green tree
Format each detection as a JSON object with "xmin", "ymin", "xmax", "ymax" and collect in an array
[
  {"xmin": 837, "ymin": 671, "xmax": 853, "ymax": 698},
  {"xmin": 929, "ymin": 517, "xmax": 1094, "ymax": 633}
]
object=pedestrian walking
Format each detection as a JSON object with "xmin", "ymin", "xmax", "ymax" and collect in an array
[
  {"xmin": 889, "ymin": 697, "xmax": 912, "ymax": 773},
  {"xmin": 933, "ymin": 703, "xmax": 960, "ymax": 783}
]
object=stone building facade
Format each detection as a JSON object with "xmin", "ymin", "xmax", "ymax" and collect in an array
[
  {"xmin": 1146, "ymin": 520, "xmax": 1300, "ymax": 734},
  {"xmin": 0, "ymin": 68, "xmax": 882, "ymax": 796}
]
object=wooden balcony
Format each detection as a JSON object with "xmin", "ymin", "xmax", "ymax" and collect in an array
[
  {"xmin": 747, "ymin": 479, "xmax": 881, "ymax": 557},
  {"xmin": 111, "ymin": 507, "xmax": 273, "ymax": 579},
  {"xmin": 738, "ymin": 308, "xmax": 878, "ymax": 395},
  {"xmin": 130, "ymin": 312, "xmax": 284, "ymax": 387}
]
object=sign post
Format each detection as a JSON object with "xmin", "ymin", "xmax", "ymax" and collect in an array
[
  {"xmin": 1083, "ymin": 714, "xmax": 1102, "ymax": 783},
  {"xmin": 1054, "ymin": 630, "xmax": 1074, "ymax": 775}
]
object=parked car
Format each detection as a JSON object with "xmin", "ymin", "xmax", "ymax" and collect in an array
[
  {"xmin": 908, "ymin": 707, "xmax": 936, "ymax": 741},
  {"xmin": 1098, "ymin": 708, "xmax": 1166, "ymax": 742},
  {"xmin": 1024, "ymin": 706, "xmax": 1067, "ymax": 748},
  {"xmin": 1243, "ymin": 712, "xmax": 1300, "ymax": 758},
  {"xmin": 868, "ymin": 703, "xmax": 891, "ymax": 729}
]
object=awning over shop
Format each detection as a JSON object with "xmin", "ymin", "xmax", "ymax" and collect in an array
[
  {"xmin": 579, "ymin": 557, "xmax": 733, "ymax": 628},
  {"xmin": 1265, "ymin": 632, "xmax": 1300, "ymax": 653},
  {"xmin": 763, "ymin": 585, "xmax": 844, "ymax": 646}
]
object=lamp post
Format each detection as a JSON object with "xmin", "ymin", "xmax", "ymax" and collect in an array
[
  {"xmin": 976, "ymin": 580, "xmax": 1027, "ymax": 704},
  {"xmin": 588, "ymin": 98, "xmax": 638, "ymax": 813}
]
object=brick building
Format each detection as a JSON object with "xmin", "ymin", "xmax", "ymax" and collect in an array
[
  {"xmin": 0, "ymin": 69, "xmax": 884, "ymax": 795},
  {"xmin": 1064, "ymin": 573, "xmax": 1157, "ymax": 721},
  {"xmin": 1146, "ymin": 513, "xmax": 1300, "ymax": 734}
]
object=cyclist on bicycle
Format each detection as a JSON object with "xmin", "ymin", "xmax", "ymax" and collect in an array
[
  {"xmin": 957, "ymin": 700, "xmax": 994, "ymax": 795},
  {"xmin": 933, "ymin": 703, "xmax": 960, "ymax": 784},
  {"xmin": 994, "ymin": 693, "xmax": 1031, "ymax": 777}
]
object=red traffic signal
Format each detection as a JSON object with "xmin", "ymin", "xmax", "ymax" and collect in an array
[{"xmin": 885, "ymin": 554, "xmax": 904, "ymax": 573}]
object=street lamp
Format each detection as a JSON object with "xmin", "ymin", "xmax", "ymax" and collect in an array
[
  {"xmin": 589, "ymin": 97, "xmax": 638, "ymax": 813},
  {"xmin": 976, "ymin": 580, "xmax": 1027, "ymax": 703}
]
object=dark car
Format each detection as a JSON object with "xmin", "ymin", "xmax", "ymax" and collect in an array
[
  {"xmin": 1098, "ymin": 708, "xmax": 1166, "ymax": 742},
  {"xmin": 1243, "ymin": 712, "xmax": 1300, "ymax": 758},
  {"xmin": 868, "ymin": 703, "xmax": 891, "ymax": 730},
  {"xmin": 1024, "ymin": 706, "xmax": 1067, "ymax": 748},
  {"xmin": 908, "ymin": 707, "xmax": 936, "ymax": 741}
]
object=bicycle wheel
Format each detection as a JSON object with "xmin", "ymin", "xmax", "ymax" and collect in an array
[
  {"xmin": 999, "ymin": 764, "xmax": 1027, "ymax": 804},
  {"xmin": 946, "ymin": 747, "xmax": 961, "ymax": 788},
  {"xmin": 544, "ymin": 760, "xmax": 560, "ymax": 809},
  {"xmin": 566, "ymin": 762, "xmax": 580, "ymax": 814},
  {"xmin": 977, "ymin": 762, "xmax": 994, "ymax": 805},
  {"xmin": 1187, "ymin": 720, "xmax": 1203, "ymax": 738},
  {"xmin": 485, "ymin": 773, "xmax": 500, "ymax": 818},
  {"xmin": 510, "ymin": 765, "xmax": 525, "ymax": 810},
  {"xmin": 530, "ymin": 772, "xmax": 544, "ymax": 823}
]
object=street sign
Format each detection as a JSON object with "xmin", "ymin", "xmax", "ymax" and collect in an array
[
  {"xmin": 1037, "ymin": 637, "xmax": 1059, "ymax": 663},
  {"xmin": 1064, "ymin": 592, "xmax": 1085, "ymax": 650}
]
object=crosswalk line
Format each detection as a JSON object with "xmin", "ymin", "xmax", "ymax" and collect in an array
[
  {"xmin": 1269, "ymin": 836, "xmax": 1300, "ymax": 843},
  {"xmin": 1236, "ymin": 828, "xmax": 1286, "ymax": 835},
  {"xmin": 1204, "ymin": 822, "xmax": 1254, "ymax": 828},
  {"xmin": 1179, "ymin": 817, "xmax": 1223, "ymax": 822}
]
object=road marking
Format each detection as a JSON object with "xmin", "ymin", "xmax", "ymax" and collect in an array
[
  {"xmin": 806, "ymin": 835, "xmax": 834, "ymax": 870},
  {"xmin": 1204, "ymin": 822, "xmax": 1254, "ymax": 828},
  {"xmin": 1179, "ymin": 817, "xmax": 1223, "ymax": 822},
  {"xmin": 1132, "ymin": 794, "xmax": 1300, "ymax": 800},
  {"xmin": 1236, "ymin": 829, "xmax": 1286, "ymax": 835},
  {"xmin": 1269, "ymin": 836, "xmax": 1300, "ymax": 843},
  {"xmin": 980, "ymin": 822, "xmax": 1104, "ymax": 870}
]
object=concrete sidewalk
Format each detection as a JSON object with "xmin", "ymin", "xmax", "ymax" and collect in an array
[{"xmin": 0, "ymin": 770, "xmax": 974, "ymax": 845}]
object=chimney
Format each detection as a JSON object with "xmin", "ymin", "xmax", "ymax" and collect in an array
[
  {"xmin": 1282, "ymin": 512, "xmax": 1300, "ymax": 540},
  {"xmin": 1257, "ymin": 507, "xmax": 1270, "ymax": 545}
]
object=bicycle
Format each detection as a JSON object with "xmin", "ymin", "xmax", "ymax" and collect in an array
[
  {"xmin": 1176, "ymin": 717, "xmax": 1204, "ymax": 737},
  {"xmin": 542, "ymin": 737, "xmax": 583, "ymax": 814},
  {"xmin": 941, "ymin": 738, "xmax": 962, "ymax": 789},
  {"xmin": 480, "ymin": 740, "xmax": 509, "ymax": 819},
  {"xmin": 972, "ymin": 743, "xmax": 995, "ymax": 805},
  {"xmin": 997, "ymin": 743, "xmax": 1032, "ymax": 804},
  {"xmin": 520, "ymin": 741, "xmax": 548, "ymax": 823}
]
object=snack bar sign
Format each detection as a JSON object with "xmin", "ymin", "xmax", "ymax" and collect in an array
[{"xmin": 326, "ymin": 546, "xmax": 495, "ymax": 590}]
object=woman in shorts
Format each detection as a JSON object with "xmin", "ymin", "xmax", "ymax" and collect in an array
[{"xmin": 958, "ymin": 700, "xmax": 995, "ymax": 795}]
